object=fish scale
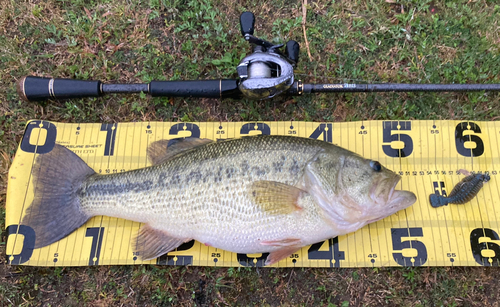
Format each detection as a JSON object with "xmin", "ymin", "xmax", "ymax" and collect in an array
[{"xmin": 79, "ymin": 136, "xmax": 326, "ymax": 253}]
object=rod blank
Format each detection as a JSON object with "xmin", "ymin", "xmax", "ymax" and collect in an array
[{"xmin": 303, "ymin": 83, "xmax": 500, "ymax": 93}]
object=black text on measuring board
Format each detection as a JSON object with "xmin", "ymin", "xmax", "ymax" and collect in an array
[
  {"xmin": 309, "ymin": 124, "xmax": 333, "ymax": 143},
  {"xmin": 100, "ymin": 123, "xmax": 118, "ymax": 156},
  {"xmin": 6, "ymin": 225, "xmax": 36, "ymax": 265},
  {"xmin": 170, "ymin": 123, "xmax": 201, "ymax": 138},
  {"xmin": 470, "ymin": 228, "xmax": 500, "ymax": 266},
  {"xmin": 455, "ymin": 122, "xmax": 484, "ymax": 157},
  {"xmin": 156, "ymin": 240, "xmax": 195, "ymax": 265},
  {"xmin": 391, "ymin": 228, "xmax": 428, "ymax": 266},
  {"xmin": 20, "ymin": 120, "xmax": 57, "ymax": 154},
  {"xmin": 382, "ymin": 121, "xmax": 413, "ymax": 158},
  {"xmin": 433, "ymin": 181, "xmax": 447, "ymax": 197},
  {"xmin": 240, "ymin": 123, "xmax": 271, "ymax": 135},
  {"xmin": 236, "ymin": 237, "xmax": 344, "ymax": 267},
  {"xmin": 86, "ymin": 227, "xmax": 105, "ymax": 265}
]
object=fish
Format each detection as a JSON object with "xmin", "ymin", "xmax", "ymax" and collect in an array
[
  {"xmin": 429, "ymin": 169, "xmax": 490, "ymax": 208},
  {"xmin": 21, "ymin": 135, "xmax": 417, "ymax": 266}
]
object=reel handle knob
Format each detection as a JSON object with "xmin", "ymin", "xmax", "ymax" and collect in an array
[
  {"xmin": 285, "ymin": 40, "xmax": 300, "ymax": 64},
  {"xmin": 240, "ymin": 12, "xmax": 255, "ymax": 36}
]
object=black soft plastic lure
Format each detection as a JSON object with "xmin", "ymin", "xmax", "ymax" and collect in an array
[{"xmin": 429, "ymin": 170, "xmax": 490, "ymax": 208}]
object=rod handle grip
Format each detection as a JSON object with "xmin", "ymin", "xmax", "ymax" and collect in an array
[
  {"xmin": 149, "ymin": 79, "xmax": 241, "ymax": 99},
  {"xmin": 17, "ymin": 76, "xmax": 101, "ymax": 102}
]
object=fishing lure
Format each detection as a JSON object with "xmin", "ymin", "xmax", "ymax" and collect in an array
[{"xmin": 430, "ymin": 170, "xmax": 490, "ymax": 208}]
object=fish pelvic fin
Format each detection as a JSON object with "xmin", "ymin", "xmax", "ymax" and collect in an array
[
  {"xmin": 265, "ymin": 245, "xmax": 302, "ymax": 266},
  {"xmin": 261, "ymin": 238, "xmax": 302, "ymax": 265},
  {"xmin": 133, "ymin": 224, "xmax": 190, "ymax": 261},
  {"xmin": 249, "ymin": 181, "xmax": 305, "ymax": 215},
  {"xmin": 147, "ymin": 138, "xmax": 213, "ymax": 165},
  {"xmin": 429, "ymin": 194, "xmax": 449, "ymax": 208},
  {"xmin": 21, "ymin": 144, "xmax": 95, "ymax": 249}
]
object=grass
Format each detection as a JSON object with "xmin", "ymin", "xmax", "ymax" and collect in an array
[{"xmin": 1, "ymin": 0, "xmax": 500, "ymax": 306}]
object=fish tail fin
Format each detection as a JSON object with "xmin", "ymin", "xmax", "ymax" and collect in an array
[
  {"xmin": 429, "ymin": 194, "xmax": 449, "ymax": 208},
  {"xmin": 21, "ymin": 144, "xmax": 95, "ymax": 249}
]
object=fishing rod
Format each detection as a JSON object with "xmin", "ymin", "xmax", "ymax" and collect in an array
[{"xmin": 16, "ymin": 11, "xmax": 500, "ymax": 102}]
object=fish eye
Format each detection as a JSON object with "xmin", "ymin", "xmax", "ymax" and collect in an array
[{"xmin": 370, "ymin": 161, "xmax": 382, "ymax": 172}]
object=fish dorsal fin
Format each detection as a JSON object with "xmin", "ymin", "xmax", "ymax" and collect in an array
[
  {"xmin": 250, "ymin": 181, "xmax": 305, "ymax": 215},
  {"xmin": 133, "ymin": 224, "xmax": 190, "ymax": 261},
  {"xmin": 147, "ymin": 138, "xmax": 213, "ymax": 165}
]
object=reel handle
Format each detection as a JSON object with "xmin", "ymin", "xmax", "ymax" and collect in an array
[
  {"xmin": 285, "ymin": 40, "xmax": 300, "ymax": 64},
  {"xmin": 240, "ymin": 12, "xmax": 255, "ymax": 36}
]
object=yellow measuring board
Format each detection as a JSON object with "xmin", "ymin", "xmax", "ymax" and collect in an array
[{"xmin": 5, "ymin": 120, "xmax": 500, "ymax": 268}]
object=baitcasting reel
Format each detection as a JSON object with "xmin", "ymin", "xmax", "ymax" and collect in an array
[{"xmin": 236, "ymin": 12, "xmax": 299, "ymax": 99}]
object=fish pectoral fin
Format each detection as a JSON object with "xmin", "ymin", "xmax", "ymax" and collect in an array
[
  {"xmin": 133, "ymin": 224, "xmax": 190, "ymax": 261},
  {"xmin": 265, "ymin": 246, "xmax": 302, "ymax": 266},
  {"xmin": 250, "ymin": 181, "xmax": 306, "ymax": 214},
  {"xmin": 147, "ymin": 138, "xmax": 213, "ymax": 165}
]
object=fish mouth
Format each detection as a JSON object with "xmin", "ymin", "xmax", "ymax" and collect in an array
[
  {"xmin": 366, "ymin": 179, "xmax": 416, "ymax": 224},
  {"xmin": 371, "ymin": 176, "xmax": 417, "ymax": 212},
  {"xmin": 386, "ymin": 178, "xmax": 417, "ymax": 211}
]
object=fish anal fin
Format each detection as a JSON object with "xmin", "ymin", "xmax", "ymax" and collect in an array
[
  {"xmin": 260, "ymin": 238, "xmax": 302, "ymax": 247},
  {"xmin": 265, "ymin": 246, "xmax": 302, "ymax": 266},
  {"xmin": 147, "ymin": 138, "xmax": 213, "ymax": 165},
  {"xmin": 250, "ymin": 181, "xmax": 305, "ymax": 215},
  {"xmin": 133, "ymin": 224, "xmax": 190, "ymax": 261}
]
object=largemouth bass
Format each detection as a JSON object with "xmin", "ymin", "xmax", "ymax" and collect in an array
[{"xmin": 22, "ymin": 135, "xmax": 416, "ymax": 266}]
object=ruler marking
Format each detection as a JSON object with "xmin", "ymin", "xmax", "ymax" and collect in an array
[
  {"xmin": 484, "ymin": 122, "xmax": 500, "ymax": 266},
  {"xmin": 379, "ymin": 121, "xmax": 393, "ymax": 266},
  {"xmin": 434, "ymin": 120, "xmax": 453, "ymax": 264},
  {"xmin": 440, "ymin": 121, "xmax": 463, "ymax": 266},
  {"xmin": 415, "ymin": 122, "xmax": 434, "ymax": 266},
  {"xmin": 450, "ymin": 121, "xmax": 473, "ymax": 265},
  {"xmin": 362, "ymin": 120, "xmax": 374, "ymax": 267},
  {"xmin": 56, "ymin": 124, "xmax": 71, "ymax": 266},
  {"xmin": 50, "ymin": 123, "xmax": 71, "ymax": 266},
  {"xmin": 69, "ymin": 123, "xmax": 88, "ymax": 265},
  {"xmin": 116, "ymin": 123, "xmax": 131, "ymax": 265},
  {"xmin": 414, "ymin": 121, "xmax": 430, "ymax": 266},
  {"xmin": 92, "ymin": 123, "xmax": 109, "ymax": 266},
  {"xmin": 400, "ymin": 121, "xmax": 413, "ymax": 267},
  {"xmin": 76, "ymin": 124, "xmax": 96, "ymax": 265},
  {"xmin": 100, "ymin": 123, "xmax": 121, "ymax": 265},
  {"xmin": 127, "ymin": 123, "xmax": 138, "ymax": 265},
  {"xmin": 348, "ymin": 123, "xmax": 358, "ymax": 268},
  {"xmin": 467, "ymin": 120, "xmax": 490, "ymax": 264},
  {"xmin": 371, "ymin": 121, "xmax": 384, "ymax": 267},
  {"xmin": 12, "ymin": 121, "xmax": 45, "ymax": 266}
]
